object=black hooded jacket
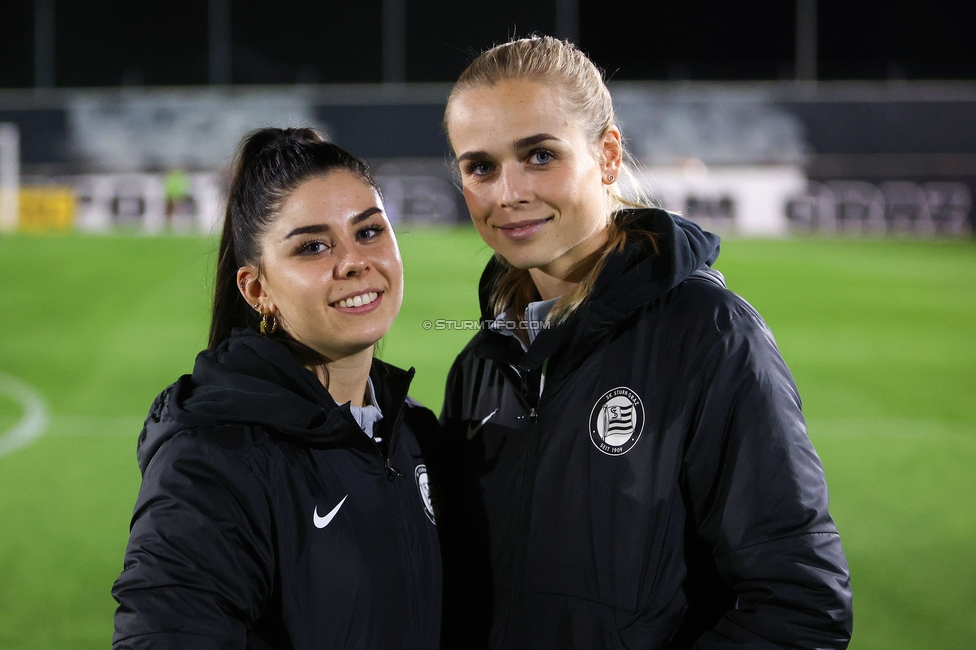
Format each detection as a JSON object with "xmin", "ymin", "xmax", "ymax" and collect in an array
[
  {"xmin": 437, "ymin": 209, "xmax": 853, "ymax": 649},
  {"xmin": 112, "ymin": 328, "xmax": 442, "ymax": 649}
]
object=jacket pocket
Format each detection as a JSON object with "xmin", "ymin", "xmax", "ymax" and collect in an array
[{"xmin": 614, "ymin": 589, "xmax": 686, "ymax": 650}]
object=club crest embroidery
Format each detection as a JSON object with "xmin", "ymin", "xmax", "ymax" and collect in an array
[
  {"xmin": 414, "ymin": 464, "xmax": 439, "ymax": 524},
  {"xmin": 588, "ymin": 387, "xmax": 645, "ymax": 456}
]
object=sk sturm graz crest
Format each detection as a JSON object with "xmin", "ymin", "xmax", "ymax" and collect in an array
[
  {"xmin": 588, "ymin": 387, "xmax": 645, "ymax": 455},
  {"xmin": 414, "ymin": 464, "xmax": 439, "ymax": 524}
]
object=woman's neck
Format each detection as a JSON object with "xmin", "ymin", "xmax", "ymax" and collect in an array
[
  {"xmin": 310, "ymin": 346, "xmax": 374, "ymax": 407},
  {"xmin": 527, "ymin": 270, "xmax": 579, "ymax": 302},
  {"xmin": 528, "ymin": 230, "xmax": 609, "ymax": 301}
]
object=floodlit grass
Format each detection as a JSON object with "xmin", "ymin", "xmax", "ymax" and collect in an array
[
  {"xmin": 0, "ymin": 231, "xmax": 974, "ymax": 649},
  {"xmin": 716, "ymin": 238, "xmax": 976, "ymax": 649}
]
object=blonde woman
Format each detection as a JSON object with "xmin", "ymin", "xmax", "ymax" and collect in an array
[{"xmin": 436, "ymin": 36, "xmax": 853, "ymax": 648}]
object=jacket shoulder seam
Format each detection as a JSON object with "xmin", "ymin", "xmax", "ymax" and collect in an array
[
  {"xmin": 715, "ymin": 529, "xmax": 842, "ymax": 558},
  {"xmin": 145, "ymin": 424, "xmax": 269, "ymax": 484},
  {"xmin": 114, "ymin": 630, "xmax": 232, "ymax": 642},
  {"xmin": 686, "ymin": 310, "xmax": 752, "ymax": 398}
]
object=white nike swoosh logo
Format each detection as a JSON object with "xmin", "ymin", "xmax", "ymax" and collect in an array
[
  {"xmin": 466, "ymin": 409, "xmax": 498, "ymax": 440},
  {"xmin": 313, "ymin": 495, "xmax": 348, "ymax": 529}
]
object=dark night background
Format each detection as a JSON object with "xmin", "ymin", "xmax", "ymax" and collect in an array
[{"xmin": 1, "ymin": 0, "xmax": 975, "ymax": 87}]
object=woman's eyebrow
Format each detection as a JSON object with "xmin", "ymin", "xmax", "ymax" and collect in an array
[
  {"xmin": 512, "ymin": 133, "xmax": 558, "ymax": 149},
  {"xmin": 457, "ymin": 150, "xmax": 488, "ymax": 163},
  {"xmin": 457, "ymin": 133, "xmax": 560, "ymax": 164},
  {"xmin": 350, "ymin": 207, "xmax": 383, "ymax": 225},
  {"xmin": 284, "ymin": 224, "xmax": 329, "ymax": 239},
  {"xmin": 282, "ymin": 207, "xmax": 383, "ymax": 240}
]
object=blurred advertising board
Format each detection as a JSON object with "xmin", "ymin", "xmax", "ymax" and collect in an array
[
  {"xmin": 638, "ymin": 164, "xmax": 806, "ymax": 237},
  {"xmin": 638, "ymin": 165, "xmax": 972, "ymax": 237},
  {"xmin": 17, "ymin": 186, "xmax": 75, "ymax": 232},
  {"xmin": 787, "ymin": 179, "xmax": 971, "ymax": 235},
  {"xmin": 12, "ymin": 161, "xmax": 460, "ymax": 235},
  {"xmin": 69, "ymin": 172, "xmax": 223, "ymax": 235},
  {"xmin": 2, "ymin": 83, "xmax": 974, "ymax": 236}
]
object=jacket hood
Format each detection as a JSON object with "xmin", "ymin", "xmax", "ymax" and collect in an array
[
  {"xmin": 136, "ymin": 328, "xmax": 412, "ymax": 474},
  {"xmin": 477, "ymin": 209, "xmax": 721, "ymax": 371}
]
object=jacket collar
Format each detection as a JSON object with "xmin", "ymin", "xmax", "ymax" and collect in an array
[
  {"xmin": 474, "ymin": 209, "xmax": 721, "ymax": 373},
  {"xmin": 137, "ymin": 328, "xmax": 414, "ymax": 474}
]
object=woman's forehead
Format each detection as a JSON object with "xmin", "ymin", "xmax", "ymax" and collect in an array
[
  {"xmin": 447, "ymin": 80, "xmax": 580, "ymax": 151},
  {"xmin": 269, "ymin": 172, "xmax": 384, "ymax": 233},
  {"xmin": 450, "ymin": 79, "xmax": 567, "ymax": 117}
]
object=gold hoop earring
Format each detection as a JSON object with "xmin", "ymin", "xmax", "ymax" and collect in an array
[{"xmin": 260, "ymin": 312, "xmax": 278, "ymax": 335}]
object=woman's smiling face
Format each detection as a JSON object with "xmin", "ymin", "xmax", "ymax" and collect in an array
[
  {"xmin": 242, "ymin": 170, "xmax": 403, "ymax": 361},
  {"xmin": 446, "ymin": 79, "xmax": 621, "ymax": 281}
]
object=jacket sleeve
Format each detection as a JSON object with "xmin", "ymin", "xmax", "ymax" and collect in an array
[
  {"xmin": 112, "ymin": 430, "xmax": 275, "ymax": 650},
  {"xmin": 439, "ymin": 349, "xmax": 467, "ymax": 426},
  {"xmin": 684, "ymin": 311, "xmax": 853, "ymax": 649}
]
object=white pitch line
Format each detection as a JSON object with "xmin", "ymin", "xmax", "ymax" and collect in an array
[
  {"xmin": 47, "ymin": 415, "xmax": 144, "ymax": 436},
  {"xmin": 0, "ymin": 371, "xmax": 50, "ymax": 459},
  {"xmin": 808, "ymin": 418, "xmax": 973, "ymax": 441}
]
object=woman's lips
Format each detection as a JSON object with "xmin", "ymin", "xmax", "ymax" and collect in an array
[
  {"xmin": 496, "ymin": 217, "xmax": 553, "ymax": 241},
  {"xmin": 331, "ymin": 291, "xmax": 383, "ymax": 315}
]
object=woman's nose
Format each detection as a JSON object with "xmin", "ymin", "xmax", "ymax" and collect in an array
[
  {"xmin": 498, "ymin": 163, "xmax": 530, "ymax": 208},
  {"xmin": 334, "ymin": 244, "xmax": 369, "ymax": 277}
]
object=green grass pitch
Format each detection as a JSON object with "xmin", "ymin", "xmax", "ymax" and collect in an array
[{"xmin": 0, "ymin": 229, "xmax": 974, "ymax": 649}]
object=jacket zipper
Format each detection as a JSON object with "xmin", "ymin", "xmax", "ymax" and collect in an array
[
  {"xmin": 387, "ymin": 463, "xmax": 426, "ymax": 646},
  {"xmin": 383, "ymin": 400, "xmax": 408, "ymax": 481},
  {"xmin": 505, "ymin": 359, "xmax": 547, "ymax": 645},
  {"xmin": 382, "ymin": 395, "xmax": 427, "ymax": 645},
  {"xmin": 515, "ymin": 366, "xmax": 538, "ymax": 423}
]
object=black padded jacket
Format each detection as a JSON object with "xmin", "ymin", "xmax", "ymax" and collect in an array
[
  {"xmin": 112, "ymin": 328, "xmax": 442, "ymax": 649},
  {"xmin": 436, "ymin": 209, "xmax": 853, "ymax": 649}
]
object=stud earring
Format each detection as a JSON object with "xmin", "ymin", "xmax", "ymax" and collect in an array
[{"xmin": 607, "ymin": 174, "xmax": 615, "ymax": 182}]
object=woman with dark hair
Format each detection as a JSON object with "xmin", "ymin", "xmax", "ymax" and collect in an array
[
  {"xmin": 112, "ymin": 128, "xmax": 441, "ymax": 649},
  {"xmin": 436, "ymin": 36, "xmax": 853, "ymax": 648}
]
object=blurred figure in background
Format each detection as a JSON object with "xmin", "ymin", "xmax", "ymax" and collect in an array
[
  {"xmin": 437, "ymin": 36, "xmax": 853, "ymax": 648},
  {"xmin": 112, "ymin": 128, "xmax": 442, "ymax": 649},
  {"xmin": 163, "ymin": 168, "xmax": 196, "ymax": 228}
]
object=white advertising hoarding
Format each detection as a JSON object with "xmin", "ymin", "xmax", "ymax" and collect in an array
[{"xmin": 638, "ymin": 164, "xmax": 805, "ymax": 237}]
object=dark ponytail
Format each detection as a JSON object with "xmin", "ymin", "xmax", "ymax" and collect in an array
[{"xmin": 208, "ymin": 127, "xmax": 379, "ymax": 352}]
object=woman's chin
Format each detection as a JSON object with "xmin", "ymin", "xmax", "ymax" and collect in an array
[
  {"xmin": 496, "ymin": 247, "xmax": 555, "ymax": 271},
  {"xmin": 292, "ymin": 333, "xmax": 383, "ymax": 364},
  {"xmin": 333, "ymin": 338, "xmax": 385, "ymax": 360}
]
